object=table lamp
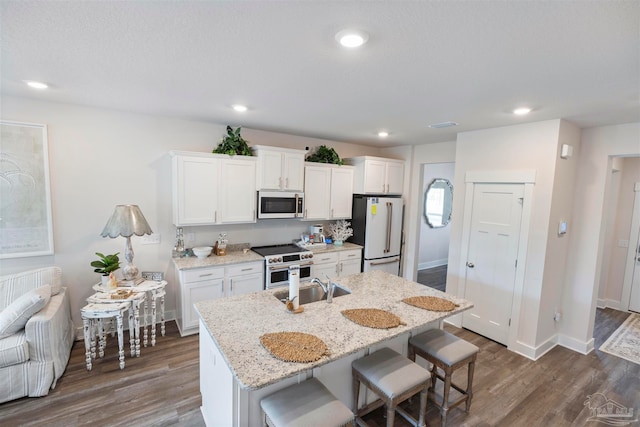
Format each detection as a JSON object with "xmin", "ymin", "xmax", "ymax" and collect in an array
[{"xmin": 101, "ymin": 204, "xmax": 153, "ymax": 281}]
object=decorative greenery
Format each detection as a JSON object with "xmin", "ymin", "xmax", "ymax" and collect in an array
[
  {"xmin": 91, "ymin": 252, "xmax": 121, "ymax": 276},
  {"xmin": 305, "ymin": 145, "xmax": 343, "ymax": 165},
  {"xmin": 213, "ymin": 126, "xmax": 253, "ymax": 156},
  {"xmin": 329, "ymin": 219, "xmax": 354, "ymax": 242}
]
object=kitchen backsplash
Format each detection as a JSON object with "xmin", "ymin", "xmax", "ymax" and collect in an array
[{"xmin": 179, "ymin": 219, "xmax": 334, "ymax": 248}]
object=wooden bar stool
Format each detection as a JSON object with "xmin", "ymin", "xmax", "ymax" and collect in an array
[
  {"xmin": 352, "ymin": 347, "xmax": 430, "ymax": 427},
  {"xmin": 408, "ymin": 329, "xmax": 479, "ymax": 427},
  {"xmin": 260, "ymin": 378, "xmax": 354, "ymax": 427}
]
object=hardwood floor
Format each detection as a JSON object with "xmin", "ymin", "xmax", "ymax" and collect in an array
[
  {"xmin": 417, "ymin": 265, "xmax": 447, "ymax": 292},
  {"xmin": 1, "ymin": 310, "xmax": 636, "ymax": 427}
]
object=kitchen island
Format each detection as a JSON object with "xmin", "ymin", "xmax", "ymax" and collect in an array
[{"xmin": 195, "ymin": 270, "xmax": 472, "ymax": 427}]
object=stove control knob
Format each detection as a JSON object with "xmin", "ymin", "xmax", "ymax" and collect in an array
[
  {"xmin": 277, "ymin": 257, "xmax": 282, "ymax": 263},
  {"xmin": 308, "ymin": 253, "xmax": 313, "ymax": 259}
]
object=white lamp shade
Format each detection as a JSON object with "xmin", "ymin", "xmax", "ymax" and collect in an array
[{"xmin": 100, "ymin": 205, "xmax": 153, "ymax": 238}]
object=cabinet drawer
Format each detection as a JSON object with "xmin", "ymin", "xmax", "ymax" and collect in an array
[
  {"xmin": 340, "ymin": 249, "xmax": 362, "ymax": 260},
  {"xmin": 181, "ymin": 267, "xmax": 224, "ymax": 283},
  {"xmin": 313, "ymin": 252, "xmax": 339, "ymax": 264},
  {"xmin": 227, "ymin": 262, "xmax": 263, "ymax": 277}
]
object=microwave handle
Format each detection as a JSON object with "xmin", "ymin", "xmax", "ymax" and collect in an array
[{"xmin": 295, "ymin": 193, "xmax": 299, "ymax": 217}]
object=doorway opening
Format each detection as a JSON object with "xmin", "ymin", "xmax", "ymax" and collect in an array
[
  {"xmin": 598, "ymin": 156, "xmax": 640, "ymax": 313},
  {"xmin": 416, "ymin": 162, "xmax": 455, "ymax": 292}
]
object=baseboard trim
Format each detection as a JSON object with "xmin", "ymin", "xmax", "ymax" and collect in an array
[
  {"xmin": 557, "ymin": 334, "xmax": 595, "ymax": 355},
  {"xmin": 418, "ymin": 260, "xmax": 447, "ymax": 270},
  {"xmin": 597, "ymin": 298, "xmax": 623, "ymax": 310}
]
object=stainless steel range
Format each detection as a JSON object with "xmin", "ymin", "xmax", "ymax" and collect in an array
[{"xmin": 251, "ymin": 244, "xmax": 314, "ymax": 289}]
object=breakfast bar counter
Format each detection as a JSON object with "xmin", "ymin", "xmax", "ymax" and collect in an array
[{"xmin": 195, "ymin": 270, "xmax": 472, "ymax": 427}]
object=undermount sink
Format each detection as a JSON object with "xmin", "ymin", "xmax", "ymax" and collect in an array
[{"xmin": 273, "ymin": 283, "xmax": 351, "ymax": 305}]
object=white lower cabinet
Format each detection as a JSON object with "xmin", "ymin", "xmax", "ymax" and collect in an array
[
  {"xmin": 177, "ymin": 261, "xmax": 263, "ymax": 336},
  {"xmin": 339, "ymin": 250, "xmax": 362, "ymax": 276},
  {"xmin": 312, "ymin": 248, "xmax": 362, "ymax": 279},
  {"xmin": 227, "ymin": 263, "xmax": 263, "ymax": 297}
]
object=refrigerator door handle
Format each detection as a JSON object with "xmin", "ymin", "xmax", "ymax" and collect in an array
[{"xmin": 385, "ymin": 202, "xmax": 392, "ymax": 253}]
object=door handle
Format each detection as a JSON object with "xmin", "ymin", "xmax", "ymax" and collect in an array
[
  {"xmin": 385, "ymin": 202, "xmax": 392, "ymax": 253},
  {"xmin": 466, "ymin": 262, "xmax": 475, "ymax": 268}
]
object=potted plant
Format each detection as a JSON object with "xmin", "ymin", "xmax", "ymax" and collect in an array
[
  {"xmin": 91, "ymin": 252, "xmax": 120, "ymax": 287},
  {"xmin": 305, "ymin": 145, "xmax": 344, "ymax": 165},
  {"xmin": 213, "ymin": 126, "xmax": 253, "ymax": 156}
]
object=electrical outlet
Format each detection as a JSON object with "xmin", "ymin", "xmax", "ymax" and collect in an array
[
  {"xmin": 142, "ymin": 271, "xmax": 164, "ymax": 281},
  {"xmin": 186, "ymin": 233, "xmax": 196, "ymax": 242}
]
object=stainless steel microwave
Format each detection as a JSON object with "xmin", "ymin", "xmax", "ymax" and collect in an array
[{"xmin": 257, "ymin": 191, "xmax": 304, "ymax": 219}]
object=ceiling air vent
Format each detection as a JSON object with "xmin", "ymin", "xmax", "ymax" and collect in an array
[{"xmin": 428, "ymin": 121, "xmax": 458, "ymax": 129}]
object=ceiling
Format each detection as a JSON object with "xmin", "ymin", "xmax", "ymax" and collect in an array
[{"xmin": 1, "ymin": 1, "xmax": 639, "ymax": 147}]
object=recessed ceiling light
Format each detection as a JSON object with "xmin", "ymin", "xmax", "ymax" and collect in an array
[
  {"xmin": 428, "ymin": 121, "xmax": 458, "ymax": 129},
  {"xmin": 232, "ymin": 104, "xmax": 248, "ymax": 112},
  {"xmin": 378, "ymin": 131, "xmax": 389, "ymax": 138},
  {"xmin": 335, "ymin": 29, "xmax": 368, "ymax": 48},
  {"xmin": 513, "ymin": 107, "xmax": 531, "ymax": 115},
  {"xmin": 25, "ymin": 80, "xmax": 48, "ymax": 89}
]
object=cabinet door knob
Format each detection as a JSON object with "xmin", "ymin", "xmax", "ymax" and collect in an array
[{"xmin": 466, "ymin": 262, "xmax": 475, "ymax": 268}]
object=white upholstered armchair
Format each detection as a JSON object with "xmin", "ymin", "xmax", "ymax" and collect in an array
[{"xmin": 0, "ymin": 267, "xmax": 74, "ymax": 403}]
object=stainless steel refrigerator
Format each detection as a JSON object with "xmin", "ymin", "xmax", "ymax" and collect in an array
[{"xmin": 351, "ymin": 195, "xmax": 403, "ymax": 275}]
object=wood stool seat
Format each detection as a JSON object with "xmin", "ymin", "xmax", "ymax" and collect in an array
[
  {"xmin": 352, "ymin": 347, "xmax": 430, "ymax": 427},
  {"xmin": 409, "ymin": 329, "xmax": 479, "ymax": 427},
  {"xmin": 260, "ymin": 378, "xmax": 354, "ymax": 427}
]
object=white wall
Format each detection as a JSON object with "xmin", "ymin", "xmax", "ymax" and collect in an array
[
  {"xmin": 536, "ymin": 120, "xmax": 581, "ymax": 348},
  {"xmin": 560, "ymin": 122, "xmax": 640, "ymax": 353},
  {"xmin": 598, "ymin": 158, "xmax": 624, "ymax": 305},
  {"xmin": 402, "ymin": 142, "xmax": 457, "ymax": 281},
  {"xmin": 448, "ymin": 119, "xmax": 563, "ymax": 352},
  {"xmin": 0, "ymin": 96, "xmax": 378, "ymax": 333},
  {"xmin": 419, "ymin": 163, "xmax": 455, "ymax": 270}
]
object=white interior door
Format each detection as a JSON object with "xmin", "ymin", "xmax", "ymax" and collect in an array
[{"xmin": 462, "ymin": 183, "xmax": 524, "ymax": 345}]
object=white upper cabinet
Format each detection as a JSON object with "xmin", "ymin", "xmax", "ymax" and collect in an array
[
  {"xmin": 219, "ymin": 157, "xmax": 257, "ymax": 223},
  {"xmin": 303, "ymin": 165, "xmax": 331, "ymax": 220},
  {"xmin": 253, "ymin": 145, "xmax": 305, "ymax": 191},
  {"xmin": 346, "ymin": 156, "xmax": 405, "ymax": 195},
  {"xmin": 303, "ymin": 163, "xmax": 354, "ymax": 220},
  {"xmin": 170, "ymin": 151, "xmax": 257, "ymax": 226},
  {"xmin": 329, "ymin": 166, "xmax": 354, "ymax": 219}
]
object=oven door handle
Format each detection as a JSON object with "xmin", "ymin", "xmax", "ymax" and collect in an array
[{"xmin": 269, "ymin": 262, "xmax": 314, "ymax": 271}]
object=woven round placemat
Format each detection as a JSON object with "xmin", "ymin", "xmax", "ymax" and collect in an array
[
  {"xmin": 341, "ymin": 308, "xmax": 405, "ymax": 329},
  {"xmin": 259, "ymin": 332, "xmax": 328, "ymax": 363},
  {"xmin": 402, "ymin": 296, "xmax": 458, "ymax": 312}
]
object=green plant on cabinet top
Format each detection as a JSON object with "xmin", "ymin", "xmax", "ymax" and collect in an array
[
  {"xmin": 213, "ymin": 126, "xmax": 253, "ymax": 156},
  {"xmin": 305, "ymin": 145, "xmax": 343, "ymax": 165}
]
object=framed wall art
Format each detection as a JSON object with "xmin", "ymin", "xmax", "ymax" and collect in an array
[{"xmin": 0, "ymin": 121, "xmax": 54, "ymax": 258}]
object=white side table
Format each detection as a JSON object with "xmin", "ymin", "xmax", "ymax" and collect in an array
[
  {"xmin": 136, "ymin": 280, "xmax": 167, "ymax": 347},
  {"xmin": 93, "ymin": 280, "xmax": 167, "ymax": 348},
  {"xmin": 87, "ymin": 291, "xmax": 146, "ymax": 357},
  {"xmin": 81, "ymin": 302, "xmax": 129, "ymax": 370}
]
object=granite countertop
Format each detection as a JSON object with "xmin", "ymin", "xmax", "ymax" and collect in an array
[
  {"xmin": 195, "ymin": 270, "xmax": 472, "ymax": 391},
  {"xmin": 309, "ymin": 241, "xmax": 362, "ymax": 254},
  {"xmin": 172, "ymin": 246, "xmax": 263, "ymax": 270}
]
